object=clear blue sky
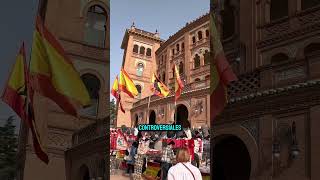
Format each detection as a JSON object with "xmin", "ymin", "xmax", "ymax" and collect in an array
[{"xmin": 110, "ymin": 0, "xmax": 210, "ymax": 98}]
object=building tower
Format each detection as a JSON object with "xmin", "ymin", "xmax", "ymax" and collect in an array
[
  {"xmin": 116, "ymin": 24, "xmax": 163, "ymax": 127},
  {"xmin": 18, "ymin": 1, "xmax": 109, "ymax": 180}
]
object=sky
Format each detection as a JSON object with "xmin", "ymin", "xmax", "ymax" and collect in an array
[
  {"xmin": 0, "ymin": 0, "xmax": 38, "ymax": 130},
  {"xmin": 110, "ymin": 0, "xmax": 210, "ymax": 97}
]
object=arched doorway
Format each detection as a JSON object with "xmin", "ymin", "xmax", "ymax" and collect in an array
[
  {"xmin": 175, "ymin": 104, "xmax": 190, "ymax": 128},
  {"xmin": 213, "ymin": 135, "xmax": 251, "ymax": 180},
  {"xmin": 134, "ymin": 114, "xmax": 138, "ymax": 127},
  {"xmin": 149, "ymin": 110, "xmax": 156, "ymax": 125},
  {"xmin": 79, "ymin": 164, "xmax": 90, "ymax": 180}
]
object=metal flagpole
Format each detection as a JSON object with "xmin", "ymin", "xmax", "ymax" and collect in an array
[{"xmin": 146, "ymin": 95, "xmax": 151, "ymax": 124}]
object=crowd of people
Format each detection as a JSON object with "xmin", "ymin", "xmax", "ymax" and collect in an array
[{"xmin": 110, "ymin": 126, "xmax": 210, "ymax": 180}]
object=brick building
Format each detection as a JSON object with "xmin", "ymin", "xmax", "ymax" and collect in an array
[{"xmin": 17, "ymin": 0, "xmax": 109, "ymax": 180}]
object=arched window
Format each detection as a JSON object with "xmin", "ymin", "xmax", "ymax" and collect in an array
[
  {"xmin": 270, "ymin": 0, "xmax": 288, "ymax": 21},
  {"xmin": 198, "ymin": 31, "xmax": 203, "ymax": 40},
  {"xmin": 194, "ymin": 54, "xmax": 201, "ymax": 68},
  {"xmin": 140, "ymin": 46, "xmax": 145, "ymax": 55},
  {"xmin": 271, "ymin": 53, "xmax": 289, "ymax": 64},
  {"xmin": 221, "ymin": 0, "xmax": 235, "ymax": 39},
  {"xmin": 133, "ymin": 44, "xmax": 139, "ymax": 53},
  {"xmin": 204, "ymin": 50, "xmax": 210, "ymax": 65},
  {"xmin": 179, "ymin": 62, "xmax": 184, "ymax": 74},
  {"xmin": 182, "ymin": 43, "xmax": 185, "ymax": 51},
  {"xmin": 136, "ymin": 63, "xmax": 144, "ymax": 76},
  {"xmin": 176, "ymin": 44, "xmax": 180, "ymax": 52},
  {"xmin": 205, "ymin": 29, "xmax": 209, "ymax": 38},
  {"xmin": 135, "ymin": 84, "xmax": 142, "ymax": 99},
  {"xmin": 172, "ymin": 49, "xmax": 175, "ymax": 55},
  {"xmin": 81, "ymin": 74, "xmax": 101, "ymax": 117},
  {"xmin": 302, "ymin": 0, "xmax": 320, "ymax": 10},
  {"xmin": 192, "ymin": 36, "xmax": 196, "ymax": 44},
  {"xmin": 85, "ymin": 5, "xmax": 107, "ymax": 47},
  {"xmin": 304, "ymin": 43, "xmax": 320, "ymax": 57},
  {"xmin": 146, "ymin": 48, "xmax": 152, "ymax": 56},
  {"xmin": 194, "ymin": 78, "xmax": 201, "ymax": 82}
]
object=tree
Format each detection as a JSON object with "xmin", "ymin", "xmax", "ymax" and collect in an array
[
  {"xmin": 109, "ymin": 99, "xmax": 117, "ymax": 127},
  {"xmin": 0, "ymin": 116, "xmax": 18, "ymax": 180}
]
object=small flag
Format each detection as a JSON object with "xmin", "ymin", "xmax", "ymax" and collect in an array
[
  {"xmin": 118, "ymin": 68, "xmax": 138, "ymax": 98},
  {"xmin": 173, "ymin": 64, "xmax": 184, "ymax": 101},
  {"xmin": 151, "ymin": 73, "xmax": 169, "ymax": 97},
  {"xmin": 111, "ymin": 76, "xmax": 125, "ymax": 113}
]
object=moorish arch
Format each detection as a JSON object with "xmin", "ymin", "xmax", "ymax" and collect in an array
[
  {"xmin": 134, "ymin": 114, "xmax": 139, "ymax": 127},
  {"xmin": 174, "ymin": 104, "xmax": 190, "ymax": 128},
  {"xmin": 79, "ymin": 164, "xmax": 90, "ymax": 180},
  {"xmin": 149, "ymin": 110, "xmax": 156, "ymax": 125},
  {"xmin": 212, "ymin": 125, "xmax": 259, "ymax": 179},
  {"xmin": 81, "ymin": 0, "xmax": 109, "ymax": 18}
]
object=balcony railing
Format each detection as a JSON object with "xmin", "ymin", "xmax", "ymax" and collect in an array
[
  {"xmin": 190, "ymin": 37, "xmax": 209, "ymax": 49},
  {"xmin": 258, "ymin": 6, "xmax": 320, "ymax": 47},
  {"xmin": 191, "ymin": 64, "xmax": 210, "ymax": 77},
  {"xmin": 72, "ymin": 120, "xmax": 108, "ymax": 146}
]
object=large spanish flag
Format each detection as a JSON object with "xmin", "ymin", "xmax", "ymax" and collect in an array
[
  {"xmin": 174, "ymin": 64, "xmax": 184, "ymax": 101},
  {"xmin": 151, "ymin": 73, "xmax": 170, "ymax": 98},
  {"xmin": 111, "ymin": 76, "xmax": 125, "ymax": 113},
  {"xmin": 1, "ymin": 43, "xmax": 49, "ymax": 164},
  {"xmin": 29, "ymin": 16, "xmax": 90, "ymax": 117},
  {"xmin": 118, "ymin": 68, "xmax": 138, "ymax": 98},
  {"xmin": 210, "ymin": 8, "xmax": 237, "ymax": 122}
]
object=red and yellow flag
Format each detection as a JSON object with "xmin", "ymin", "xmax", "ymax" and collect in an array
[
  {"xmin": 111, "ymin": 76, "xmax": 119, "ymax": 98},
  {"xmin": 111, "ymin": 76, "xmax": 125, "ymax": 113},
  {"xmin": 118, "ymin": 68, "xmax": 138, "ymax": 98},
  {"xmin": 1, "ymin": 43, "xmax": 28, "ymax": 123},
  {"xmin": 1, "ymin": 43, "xmax": 49, "ymax": 164},
  {"xmin": 174, "ymin": 64, "xmax": 184, "ymax": 101},
  {"xmin": 210, "ymin": 9, "xmax": 237, "ymax": 121},
  {"xmin": 151, "ymin": 73, "xmax": 170, "ymax": 98},
  {"xmin": 29, "ymin": 16, "xmax": 91, "ymax": 117}
]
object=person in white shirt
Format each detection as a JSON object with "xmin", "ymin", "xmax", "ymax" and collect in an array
[{"xmin": 168, "ymin": 147, "xmax": 202, "ymax": 180}]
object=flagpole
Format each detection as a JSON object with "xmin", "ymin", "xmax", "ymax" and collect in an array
[{"xmin": 147, "ymin": 95, "xmax": 151, "ymax": 124}]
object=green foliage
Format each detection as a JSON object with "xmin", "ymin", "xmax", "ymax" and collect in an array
[
  {"xmin": 0, "ymin": 116, "xmax": 18, "ymax": 180},
  {"xmin": 110, "ymin": 99, "xmax": 117, "ymax": 127}
]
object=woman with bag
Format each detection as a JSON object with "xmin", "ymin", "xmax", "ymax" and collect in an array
[
  {"xmin": 168, "ymin": 147, "xmax": 202, "ymax": 180},
  {"xmin": 125, "ymin": 141, "xmax": 138, "ymax": 176}
]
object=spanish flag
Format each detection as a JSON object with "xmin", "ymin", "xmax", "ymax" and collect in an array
[
  {"xmin": 1, "ymin": 43, "xmax": 49, "ymax": 164},
  {"xmin": 1, "ymin": 43, "xmax": 28, "ymax": 120},
  {"xmin": 111, "ymin": 76, "xmax": 125, "ymax": 113},
  {"xmin": 173, "ymin": 65, "xmax": 184, "ymax": 101},
  {"xmin": 118, "ymin": 68, "xmax": 138, "ymax": 98},
  {"xmin": 29, "ymin": 16, "xmax": 91, "ymax": 117},
  {"xmin": 210, "ymin": 7, "xmax": 237, "ymax": 122},
  {"xmin": 151, "ymin": 73, "xmax": 170, "ymax": 98}
]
